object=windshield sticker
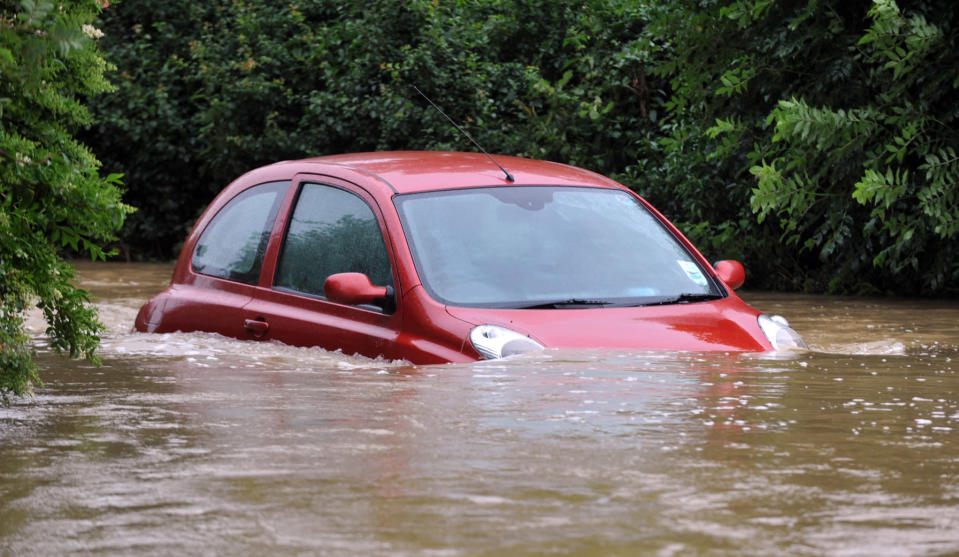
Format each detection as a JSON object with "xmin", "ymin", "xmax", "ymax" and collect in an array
[{"xmin": 678, "ymin": 260, "xmax": 709, "ymax": 286}]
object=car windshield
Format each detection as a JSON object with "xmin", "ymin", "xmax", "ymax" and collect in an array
[{"xmin": 393, "ymin": 186, "xmax": 723, "ymax": 308}]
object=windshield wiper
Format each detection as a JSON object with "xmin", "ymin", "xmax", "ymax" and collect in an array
[
  {"xmin": 514, "ymin": 298, "xmax": 617, "ymax": 310},
  {"xmin": 641, "ymin": 293, "xmax": 723, "ymax": 307},
  {"xmin": 513, "ymin": 293, "xmax": 723, "ymax": 310}
]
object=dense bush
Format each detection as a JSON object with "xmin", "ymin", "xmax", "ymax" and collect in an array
[
  {"xmin": 748, "ymin": 0, "xmax": 959, "ymax": 294},
  {"xmin": 86, "ymin": 0, "xmax": 958, "ymax": 295},
  {"xmin": 87, "ymin": 0, "xmax": 649, "ymax": 258},
  {"xmin": 645, "ymin": 0, "xmax": 959, "ymax": 294},
  {"xmin": 1, "ymin": 0, "xmax": 132, "ymax": 398}
]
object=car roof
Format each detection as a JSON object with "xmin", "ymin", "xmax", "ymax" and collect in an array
[{"xmin": 266, "ymin": 151, "xmax": 621, "ymax": 194}]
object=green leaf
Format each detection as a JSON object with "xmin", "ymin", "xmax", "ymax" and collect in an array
[{"xmin": 19, "ymin": 0, "xmax": 55, "ymax": 25}]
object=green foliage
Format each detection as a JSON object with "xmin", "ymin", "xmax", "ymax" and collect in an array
[
  {"xmin": 742, "ymin": 0, "xmax": 959, "ymax": 294},
  {"xmin": 87, "ymin": 0, "xmax": 958, "ymax": 296},
  {"xmin": 1, "ymin": 0, "xmax": 133, "ymax": 399},
  {"xmin": 639, "ymin": 0, "xmax": 958, "ymax": 294},
  {"xmin": 88, "ymin": 0, "xmax": 650, "ymax": 259}
]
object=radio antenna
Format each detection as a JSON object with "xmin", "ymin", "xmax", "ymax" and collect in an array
[{"xmin": 411, "ymin": 84, "xmax": 514, "ymax": 183}]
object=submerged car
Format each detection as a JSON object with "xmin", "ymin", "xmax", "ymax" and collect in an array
[{"xmin": 135, "ymin": 151, "xmax": 806, "ymax": 363}]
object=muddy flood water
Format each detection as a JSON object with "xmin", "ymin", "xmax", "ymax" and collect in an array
[{"xmin": 2, "ymin": 262, "xmax": 958, "ymax": 556}]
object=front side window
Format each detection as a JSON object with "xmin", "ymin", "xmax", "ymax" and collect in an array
[
  {"xmin": 394, "ymin": 186, "xmax": 722, "ymax": 308},
  {"xmin": 192, "ymin": 181, "xmax": 287, "ymax": 284},
  {"xmin": 274, "ymin": 183, "xmax": 393, "ymax": 300}
]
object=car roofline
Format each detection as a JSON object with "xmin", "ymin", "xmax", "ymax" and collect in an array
[{"xmin": 259, "ymin": 151, "xmax": 623, "ymax": 194}]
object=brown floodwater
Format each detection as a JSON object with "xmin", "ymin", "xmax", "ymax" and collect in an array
[{"xmin": 2, "ymin": 262, "xmax": 958, "ymax": 556}]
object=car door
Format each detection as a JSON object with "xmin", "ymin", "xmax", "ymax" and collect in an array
[
  {"xmin": 144, "ymin": 180, "xmax": 289, "ymax": 338},
  {"xmin": 241, "ymin": 175, "xmax": 404, "ymax": 360}
]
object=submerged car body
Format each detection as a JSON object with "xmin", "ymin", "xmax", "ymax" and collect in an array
[{"xmin": 135, "ymin": 151, "xmax": 806, "ymax": 363}]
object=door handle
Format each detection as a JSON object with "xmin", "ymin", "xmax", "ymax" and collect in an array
[{"xmin": 243, "ymin": 317, "xmax": 270, "ymax": 338}]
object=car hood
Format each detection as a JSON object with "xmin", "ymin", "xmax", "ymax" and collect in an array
[{"xmin": 445, "ymin": 297, "xmax": 769, "ymax": 352}]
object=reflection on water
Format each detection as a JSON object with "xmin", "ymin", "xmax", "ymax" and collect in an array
[{"xmin": 2, "ymin": 262, "xmax": 958, "ymax": 555}]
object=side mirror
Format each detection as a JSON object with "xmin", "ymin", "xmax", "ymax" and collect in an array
[
  {"xmin": 325, "ymin": 272, "xmax": 390, "ymax": 306},
  {"xmin": 714, "ymin": 260, "xmax": 745, "ymax": 290}
]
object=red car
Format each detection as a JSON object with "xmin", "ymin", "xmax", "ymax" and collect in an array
[{"xmin": 135, "ymin": 151, "xmax": 806, "ymax": 363}]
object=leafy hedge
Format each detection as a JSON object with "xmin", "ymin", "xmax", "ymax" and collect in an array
[{"xmin": 86, "ymin": 0, "xmax": 958, "ymax": 296}]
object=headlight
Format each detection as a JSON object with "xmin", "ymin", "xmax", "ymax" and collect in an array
[
  {"xmin": 758, "ymin": 314, "xmax": 808, "ymax": 350},
  {"xmin": 469, "ymin": 325, "xmax": 544, "ymax": 360}
]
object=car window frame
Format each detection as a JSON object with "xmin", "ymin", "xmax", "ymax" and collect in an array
[
  {"xmin": 264, "ymin": 174, "xmax": 400, "ymax": 314},
  {"xmin": 189, "ymin": 180, "xmax": 289, "ymax": 285}
]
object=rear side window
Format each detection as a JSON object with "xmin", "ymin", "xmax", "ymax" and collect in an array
[
  {"xmin": 192, "ymin": 181, "xmax": 287, "ymax": 284},
  {"xmin": 274, "ymin": 183, "xmax": 393, "ymax": 299}
]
